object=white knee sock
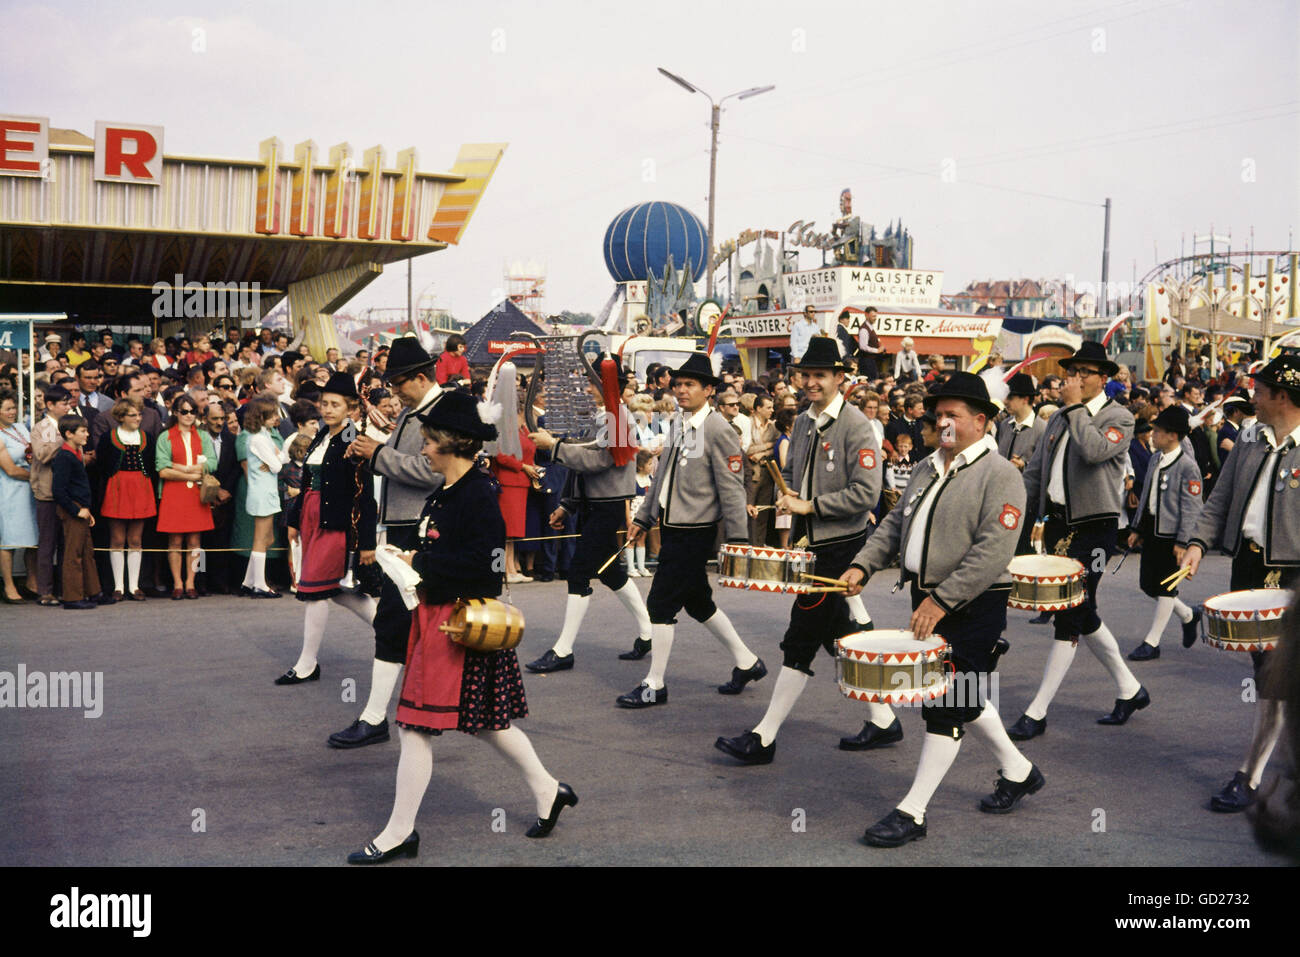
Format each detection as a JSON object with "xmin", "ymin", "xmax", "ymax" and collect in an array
[
  {"xmin": 635, "ymin": 545, "xmax": 648, "ymax": 575},
  {"xmin": 1142, "ymin": 597, "xmax": 1176, "ymax": 647},
  {"xmin": 293, "ymin": 600, "xmax": 331, "ymax": 675},
  {"xmin": 249, "ymin": 551, "xmax": 268, "ymax": 591},
  {"xmin": 109, "ymin": 550, "xmax": 125, "ymax": 593},
  {"xmin": 552, "ymin": 594, "xmax": 590, "ymax": 657},
  {"xmin": 897, "ymin": 731, "xmax": 962, "ymax": 824},
  {"xmin": 1172, "ymin": 598, "xmax": 1194, "ymax": 623},
  {"xmin": 751, "ymin": 666, "xmax": 809, "ymax": 745},
  {"xmin": 373, "ymin": 727, "xmax": 433, "ymax": 852},
  {"xmin": 481, "ymin": 724, "xmax": 559, "ymax": 818},
  {"xmin": 290, "ymin": 539, "xmax": 302, "ymax": 584},
  {"xmin": 967, "ymin": 702, "xmax": 1033, "ymax": 782},
  {"xmin": 359, "ymin": 659, "xmax": 403, "ymax": 726},
  {"xmin": 1083, "ymin": 623, "xmax": 1142, "ymax": 699},
  {"xmin": 1244, "ymin": 701, "xmax": 1286, "ymax": 787},
  {"xmin": 624, "ymin": 546, "xmax": 637, "ymax": 573},
  {"xmin": 702, "ymin": 609, "xmax": 758, "ymax": 670},
  {"xmin": 613, "ymin": 580, "xmax": 652, "ymax": 641},
  {"xmin": 847, "ymin": 594, "xmax": 872, "ymax": 626},
  {"xmin": 867, "ymin": 702, "xmax": 897, "ymax": 729},
  {"xmin": 334, "ymin": 590, "xmax": 378, "ymax": 624},
  {"xmin": 645, "ymin": 623, "xmax": 674, "ymax": 690},
  {"xmin": 1025, "ymin": 641, "xmax": 1078, "ymax": 720},
  {"xmin": 126, "ymin": 550, "xmax": 142, "ymax": 593},
  {"xmin": 242, "ymin": 554, "xmax": 257, "ymax": 589}
]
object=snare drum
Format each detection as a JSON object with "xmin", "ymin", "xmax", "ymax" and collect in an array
[
  {"xmin": 835, "ymin": 630, "xmax": 951, "ymax": 705},
  {"xmin": 1201, "ymin": 589, "xmax": 1293, "ymax": 653},
  {"xmin": 438, "ymin": 598, "xmax": 526, "ymax": 652},
  {"xmin": 1007, "ymin": 555, "xmax": 1086, "ymax": 611},
  {"xmin": 717, "ymin": 544, "xmax": 816, "ymax": 594}
]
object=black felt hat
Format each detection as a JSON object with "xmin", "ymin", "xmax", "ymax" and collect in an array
[
  {"xmin": 416, "ymin": 390, "xmax": 498, "ymax": 440},
  {"xmin": 1152, "ymin": 405, "xmax": 1190, "ymax": 437},
  {"xmin": 594, "ymin": 352, "xmax": 630, "ymax": 385},
  {"xmin": 382, "ymin": 336, "xmax": 436, "ymax": 383},
  {"xmin": 671, "ymin": 352, "xmax": 721, "ymax": 387},
  {"xmin": 1006, "ymin": 372, "xmax": 1036, "ymax": 398},
  {"xmin": 791, "ymin": 336, "xmax": 850, "ymax": 372},
  {"xmin": 1254, "ymin": 354, "xmax": 1300, "ymax": 396},
  {"xmin": 321, "ymin": 371, "xmax": 359, "ymax": 400},
  {"xmin": 922, "ymin": 370, "xmax": 999, "ymax": 419},
  {"xmin": 1059, "ymin": 341, "xmax": 1119, "ymax": 378}
]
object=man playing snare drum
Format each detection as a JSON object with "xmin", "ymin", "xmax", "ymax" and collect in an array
[{"xmin": 841, "ymin": 372, "xmax": 1041, "ymax": 848}]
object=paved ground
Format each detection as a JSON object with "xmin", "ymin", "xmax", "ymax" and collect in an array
[{"xmin": 0, "ymin": 551, "xmax": 1289, "ymax": 867}]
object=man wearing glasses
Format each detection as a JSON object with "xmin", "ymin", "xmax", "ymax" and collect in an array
[
  {"xmin": 790, "ymin": 306, "xmax": 819, "ymax": 364},
  {"xmin": 1007, "ymin": 342, "xmax": 1148, "ymax": 741},
  {"xmin": 212, "ymin": 377, "xmax": 238, "ymax": 406}
]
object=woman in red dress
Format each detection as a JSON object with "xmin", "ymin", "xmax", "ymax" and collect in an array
[
  {"xmin": 96, "ymin": 398, "xmax": 157, "ymax": 600},
  {"xmin": 154, "ymin": 395, "xmax": 215, "ymax": 599}
]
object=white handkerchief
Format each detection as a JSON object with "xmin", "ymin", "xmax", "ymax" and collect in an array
[{"xmin": 375, "ymin": 544, "xmax": 421, "ymax": 610}]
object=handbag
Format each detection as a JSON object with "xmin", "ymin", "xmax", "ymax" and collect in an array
[{"xmin": 199, "ymin": 472, "xmax": 223, "ymax": 506}]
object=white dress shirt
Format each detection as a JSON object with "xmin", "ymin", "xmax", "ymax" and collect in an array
[
  {"xmin": 658, "ymin": 404, "xmax": 712, "ymax": 509},
  {"xmin": 904, "ymin": 433, "xmax": 998, "ymax": 574},
  {"xmin": 1146, "ymin": 447, "xmax": 1180, "ymax": 515},
  {"xmin": 1240, "ymin": 422, "xmax": 1300, "ymax": 544},
  {"xmin": 799, "ymin": 393, "xmax": 844, "ymax": 498},
  {"xmin": 1047, "ymin": 391, "xmax": 1108, "ymax": 505}
]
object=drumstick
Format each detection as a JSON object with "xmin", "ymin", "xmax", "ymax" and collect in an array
[
  {"xmin": 595, "ymin": 531, "xmax": 630, "ymax": 575},
  {"xmin": 765, "ymin": 459, "xmax": 792, "ymax": 497},
  {"xmin": 799, "ymin": 573, "xmax": 850, "ymax": 586},
  {"xmin": 1161, "ymin": 567, "xmax": 1193, "ymax": 590},
  {"xmin": 1110, "ymin": 547, "xmax": 1130, "ymax": 574},
  {"xmin": 803, "ymin": 585, "xmax": 848, "ymax": 594}
]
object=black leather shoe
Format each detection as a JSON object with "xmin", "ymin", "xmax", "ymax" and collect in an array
[
  {"xmin": 715, "ymin": 730, "xmax": 775, "ymax": 765},
  {"xmin": 1182, "ymin": 608, "xmax": 1202, "ymax": 649},
  {"xmin": 1006, "ymin": 714, "xmax": 1046, "ymax": 741},
  {"xmin": 525, "ymin": 649, "xmax": 574, "ymax": 673},
  {"xmin": 62, "ymin": 599, "xmax": 97, "ymax": 610},
  {"xmin": 347, "ymin": 830, "xmax": 419, "ymax": 864},
  {"xmin": 274, "ymin": 664, "xmax": 321, "ymax": 686},
  {"xmin": 1209, "ymin": 771, "xmax": 1256, "ymax": 813},
  {"xmin": 526, "ymin": 783, "xmax": 578, "ymax": 837},
  {"xmin": 979, "ymin": 764, "xmax": 1045, "ymax": 813},
  {"xmin": 532, "ymin": 572, "xmax": 556, "ymax": 583},
  {"xmin": 861, "ymin": 808, "xmax": 927, "ymax": 848},
  {"xmin": 853, "ymin": 620, "xmax": 876, "ymax": 631},
  {"xmin": 615, "ymin": 682, "xmax": 667, "ymax": 708},
  {"xmin": 1028, "ymin": 611, "xmax": 1052, "ymax": 624},
  {"xmin": 96, "ymin": 592, "xmax": 116, "ymax": 605},
  {"xmin": 618, "ymin": 637, "xmax": 651, "ymax": 660},
  {"xmin": 250, "ymin": 588, "xmax": 282, "ymax": 599},
  {"xmin": 1127, "ymin": 642, "xmax": 1160, "ymax": 661},
  {"xmin": 1097, "ymin": 685, "xmax": 1150, "ymax": 725},
  {"xmin": 839, "ymin": 717, "xmax": 904, "ymax": 751},
  {"xmin": 239, "ymin": 585, "xmax": 257, "ymax": 597},
  {"xmin": 718, "ymin": 658, "xmax": 767, "ymax": 695},
  {"xmin": 328, "ymin": 718, "xmax": 390, "ymax": 749}
]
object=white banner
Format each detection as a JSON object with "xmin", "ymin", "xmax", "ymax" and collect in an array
[
  {"xmin": 782, "ymin": 265, "xmax": 943, "ymax": 311},
  {"xmin": 866, "ymin": 312, "xmax": 1002, "ymax": 339},
  {"xmin": 727, "ymin": 313, "xmax": 794, "ymax": 338}
]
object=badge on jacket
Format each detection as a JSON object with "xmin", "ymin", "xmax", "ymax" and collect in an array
[
  {"xmin": 1105, "ymin": 427, "xmax": 1124, "ymax": 444},
  {"xmin": 728, "ymin": 455, "xmax": 742, "ymax": 474},
  {"xmin": 999, "ymin": 503, "xmax": 1021, "ymax": 530},
  {"xmin": 858, "ymin": 449, "xmax": 876, "ymax": 469},
  {"xmin": 1188, "ymin": 479, "xmax": 1201, "ymax": 496}
]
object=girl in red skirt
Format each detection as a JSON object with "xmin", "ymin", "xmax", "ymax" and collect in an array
[
  {"xmin": 348, "ymin": 391, "xmax": 576, "ymax": 864},
  {"xmin": 155, "ymin": 395, "xmax": 215, "ymax": 599},
  {"xmin": 95, "ymin": 398, "xmax": 157, "ymax": 600}
]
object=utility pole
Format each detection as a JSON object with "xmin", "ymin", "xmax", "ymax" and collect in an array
[
  {"xmin": 1100, "ymin": 197, "xmax": 1112, "ymax": 321},
  {"xmin": 707, "ymin": 102, "xmax": 720, "ymax": 301}
]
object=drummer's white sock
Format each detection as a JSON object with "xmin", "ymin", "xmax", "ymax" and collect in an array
[
  {"xmin": 126, "ymin": 550, "xmax": 142, "ymax": 593},
  {"xmin": 1025, "ymin": 642, "xmax": 1076, "ymax": 720},
  {"xmin": 1083, "ymin": 624, "xmax": 1142, "ymax": 699},
  {"xmin": 635, "ymin": 545, "xmax": 649, "ymax": 574},
  {"xmin": 359, "ymin": 659, "xmax": 403, "ymax": 726},
  {"xmin": 702, "ymin": 610, "xmax": 758, "ymax": 670},
  {"xmin": 968, "ymin": 703, "xmax": 1033, "ymax": 783},
  {"xmin": 334, "ymin": 591, "xmax": 378, "ymax": 624},
  {"xmin": 373, "ymin": 726, "xmax": 432, "ymax": 853},
  {"xmin": 645, "ymin": 624, "xmax": 674, "ymax": 690},
  {"xmin": 868, "ymin": 703, "xmax": 897, "ymax": 729},
  {"xmin": 613, "ymin": 581, "xmax": 653, "ymax": 641},
  {"xmin": 292, "ymin": 600, "xmax": 330, "ymax": 676},
  {"xmin": 1172, "ymin": 599, "xmax": 1194, "ymax": 623},
  {"xmin": 109, "ymin": 550, "xmax": 125, "ymax": 593},
  {"xmin": 1143, "ymin": 597, "xmax": 1176, "ymax": 647},
  {"xmin": 752, "ymin": 667, "xmax": 809, "ymax": 745},
  {"xmin": 481, "ymin": 725, "xmax": 558, "ymax": 818},
  {"xmin": 897, "ymin": 732, "xmax": 962, "ymax": 824},
  {"xmin": 846, "ymin": 594, "xmax": 873, "ymax": 627},
  {"xmin": 1244, "ymin": 701, "xmax": 1286, "ymax": 787},
  {"xmin": 249, "ymin": 551, "xmax": 268, "ymax": 592},
  {"xmin": 552, "ymin": 594, "xmax": 590, "ymax": 657}
]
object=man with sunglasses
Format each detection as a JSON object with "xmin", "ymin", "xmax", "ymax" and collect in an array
[{"xmin": 1007, "ymin": 342, "xmax": 1148, "ymax": 741}]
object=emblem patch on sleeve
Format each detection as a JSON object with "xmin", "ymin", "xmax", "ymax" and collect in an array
[
  {"xmin": 858, "ymin": 448, "xmax": 876, "ymax": 469},
  {"xmin": 998, "ymin": 503, "xmax": 1021, "ymax": 530},
  {"xmin": 1105, "ymin": 427, "xmax": 1124, "ymax": 444},
  {"xmin": 727, "ymin": 455, "xmax": 743, "ymax": 474},
  {"xmin": 1188, "ymin": 479, "xmax": 1201, "ymax": 496}
]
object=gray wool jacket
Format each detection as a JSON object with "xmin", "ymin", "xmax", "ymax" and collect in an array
[
  {"xmin": 553, "ymin": 434, "xmax": 636, "ymax": 503},
  {"xmin": 367, "ymin": 386, "xmax": 445, "ymax": 526},
  {"xmin": 1023, "ymin": 397, "xmax": 1133, "ymax": 524},
  {"xmin": 1132, "ymin": 447, "xmax": 1203, "ymax": 544},
  {"xmin": 850, "ymin": 439, "xmax": 1026, "ymax": 614},
  {"xmin": 995, "ymin": 414, "xmax": 1045, "ymax": 465},
  {"xmin": 781, "ymin": 397, "xmax": 882, "ymax": 546},
  {"xmin": 1188, "ymin": 427, "xmax": 1300, "ymax": 566},
  {"xmin": 634, "ymin": 406, "xmax": 748, "ymax": 542}
]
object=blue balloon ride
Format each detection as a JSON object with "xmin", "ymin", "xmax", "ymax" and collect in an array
[{"xmin": 603, "ymin": 201, "xmax": 708, "ymax": 283}]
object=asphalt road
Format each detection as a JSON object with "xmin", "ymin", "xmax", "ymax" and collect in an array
[{"xmin": 0, "ymin": 551, "xmax": 1289, "ymax": 867}]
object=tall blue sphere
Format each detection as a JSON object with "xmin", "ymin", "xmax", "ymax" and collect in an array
[{"xmin": 603, "ymin": 202, "xmax": 708, "ymax": 283}]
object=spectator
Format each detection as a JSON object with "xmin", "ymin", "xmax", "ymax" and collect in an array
[
  {"xmin": 279, "ymin": 432, "xmax": 311, "ymax": 591},
  {"xmin": 492, "ymin": 401, "xmax": 539, "ymax": 584},
  {"xmin": 0, "ymin": 388, "xmax": 38, "ymax": 602},
  {"xmin": 155, "ymin": 395, "xmax": 216, "ymax": 599},
  {"xmin": 95, "ymin": 398, "xmax": 157, "ymax": 600},
  {"xmin": 893, "ymin": 336, "xmax": 922, "ymax": 383},
  {"xmin": 239, "ymin": 394, "xmax": 284, "ymax": 598},
  {"xmin": 770, "ymin": 406, "xmax": 796, "ymax": 547},
  {"xmin": 200, "ymin": 400, "xmax": 240, "ymax": 595},
  {"xmin": 51, "ymin": 414, "xmax": 103, "ymax": 609},
  {"xmin": 790, "ymin": 306, "xmax": 818, "ymax": 362},
  {"xmin": 30, "ymin": 384, "xmax": 73, "ymax": 606},
  {"xmin": 435, "ymin": 334, "xmax": 471, "ymax": 387},
  {"xmin": 64, "ymin": 332, "xmax": 91, "ymax": 369},
  {"xmin": 184, "ymin": 335, "xmax": 217, "ymax": 370},
  {"xmin": 745, "ymin": 393, "xmax": 776, "ymax": 546}
]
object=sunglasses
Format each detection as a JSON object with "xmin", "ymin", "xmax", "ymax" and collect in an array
[{"xmin": 177, "ymin": 408, "xmax": 196, "ymax": 416}]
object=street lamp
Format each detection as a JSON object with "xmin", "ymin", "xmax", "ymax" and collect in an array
[{"xmin": 658, "ymin": 67, "xmax": 774, "ymax": 301}]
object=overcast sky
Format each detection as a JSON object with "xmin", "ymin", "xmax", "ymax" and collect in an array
[{"xmin": 3, "ymin": 0, "xmax": 1297, "ymax": 322}]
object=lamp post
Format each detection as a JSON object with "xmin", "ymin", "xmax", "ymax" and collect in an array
[{"xmin": 658, "ymin": 67, "xmax": 774, "ymax": 301}]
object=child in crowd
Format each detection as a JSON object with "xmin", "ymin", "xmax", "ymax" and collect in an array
[
  {"xmin": 624, "ymin": 449, "xmax": 655, "ymax": 576},
  {"xmin": 280, "ymin": 433, "xmax": 312, "ymax": 593},
  {"xmin": 50, "ymin": 415, "xmax": 103, "ymax": 609}
]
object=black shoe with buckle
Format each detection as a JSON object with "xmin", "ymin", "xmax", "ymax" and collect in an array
[
  {"xmin": 718, "ymin": 658, "xmax": 767, "ymax": 695},
  {"xmin": 525, "ymin": 649, "xmax": 574, "ymax": 673},
  {"xmin": 861, "ymin": 808, "xmax": 927, "ymax": 848},
  {"xmin": 839, "ymin": 718, "xmax": 904, "ymax": 751},
  {"xmin": 525, "ymin": 783, "xmax": 578, "ymax": 838},
  {"xmin": 1209, "ymin": 771, "xmax": 1256, "ymax": 813},
  {"xmin": 618, "ymin": 637, "xmax": 651, "ymax": 661},
  {"xmin": 347, "ymin": 830, "xmax": 419, "ymax": 865},
  {"xmin": 274, "ymin": 664, "xmax": 321, "ymax": 686},
  {"xmin": 615, "ymin": 682, "xmax": 666, "ymax": 708},
  {"xmin": 1097, "ymin": 685, "xmax": 1150, "ymax": 725},
  {"xmin": 1028, "ymin": 611, "xmax": 1052, "ymax": 624},
  {"xmin": 1007, "ymin": 714, "xmax": 1046, "ymax": 741},
  {"xmin": 1127, "ymin": 642, "xmax": 1160, "ymax": 661},
  {"xmin": 1183, "ymin": 608, "xmax": 1202, "ymax": 649},
  {"xmin": 979, "ymin": 764, "xmax": 1045, "ymax": 814},
  {"xmin": 715, "ymin": 730, "xmax": 775, "ymax": 765},
  {"xmin": 328, "ymin": 718, "xmax": 390, "ymax": 749}
]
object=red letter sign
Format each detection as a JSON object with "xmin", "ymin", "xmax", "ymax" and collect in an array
[
  {"xmin": 0, "ymin": 114, "xmax": 49, "ymax": 176},
  {"xmin": 95, "ymin": 121, "xmax": 163, "ymax": 184}
]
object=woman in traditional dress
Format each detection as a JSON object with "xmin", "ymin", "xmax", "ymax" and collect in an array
[
  {"xmin": 276, "ymin": 373, "xmax": 378, "ymax": 684},
  {"xmin": 95, "ymin": 398, "xmax": 157, "ymax": 600},
  {"xmin": 155, "ymin": 395, "xmax": 215, "ymax": 599},
  {"xmin": 348, "ymin": 391, "xmax": 576, "ymax": 864}
]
